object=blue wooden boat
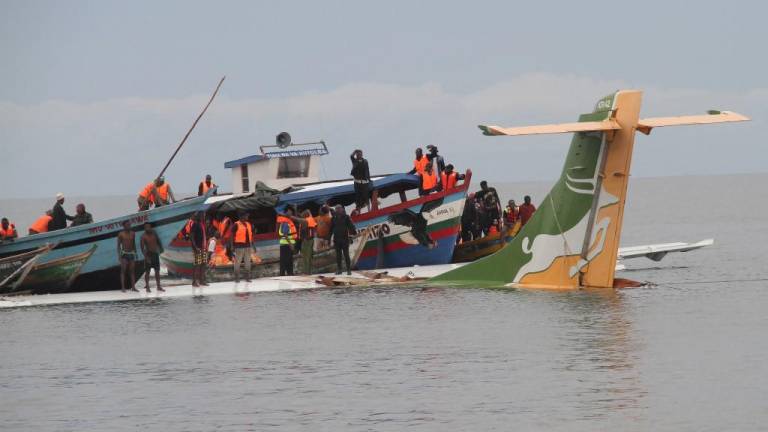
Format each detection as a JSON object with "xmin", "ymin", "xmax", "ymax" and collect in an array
[{"xmin": 0, "ymin": 194, "xmax": 211, "ymax": 291}]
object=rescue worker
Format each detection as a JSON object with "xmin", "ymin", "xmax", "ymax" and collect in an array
[
  {"xmin": 276, "ymin": 207, "xmax": 298, "ymax": 276},
  {"xmin": 330, "ymin": 205, "xmax": 357, "ymax": 275},
  {"xmin": 299, "ymin": 210, "xmax": 317, "ymax": 274},
  {"xmin": 153, "ymin": 176, "xmax": 176, "ymax": 207},
  {"xmin": 460, "ymin": 193, "xmax": 478, "ymax": 242},
  {"xmin": 230, "ymin": 212, "xmax": 255, "ymax": 282},
  {"xmin": 408, "ymin": 147, "xmax": 429, "ymax": 176},
  {"xmin": 314, "ymin": 205, "xmax": 332, "ymax": 251},
  {"xmin": 418, "ymin": 162, "xmax": 438, "ymax": 196},
  {"xmin": 519, "ymin": 195, "xmax": 537, "ymax": 227},
  {"xmin": 503, "ymin": 199, "xmax": 519, "ymax": 227},
  {"xmin": 29, "ymin": 211, "xmax": 53, "ymax": 235},
  {"xmin": 426, "ymin": 145, "xmax": 445, "ymax": 182},
  {"xmin": 482, "ymin": 191, "xmax": 501, "ymax": 235},
  {"xmin": 0, "ymin": 218, "xmax": 18, "ymax": 242},
  {"xmin": 189, "ymin": 212, "xmax": 208, "ymax": 287},
  {"xmin": 51, "ymin": 193, "xmax": 74, "ymax": 231},
  {"xmin": 70, "ymin": 203, "xmax": 94, "ymax": 227},
  {"xmin": 198, "ymin": 174, "xmax": 217, "ymax": 196},
  {"xmin": 440, "ymin": 164, "xmax": 465, "ymax": 191},
  {"xmin": 350, "ymin": 149, "xmax": 371, "ymax": 210}
]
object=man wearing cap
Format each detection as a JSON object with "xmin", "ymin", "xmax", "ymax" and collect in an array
[{"xmin": 50, "ymin": 193, "xmax": 74, "ymax": 231}]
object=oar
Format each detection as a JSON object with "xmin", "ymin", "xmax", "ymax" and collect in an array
[{"xmin": 157, "ymin": 76, "xmax": 226, "ymax": 179}]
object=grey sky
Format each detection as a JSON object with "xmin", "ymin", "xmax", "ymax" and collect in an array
[{"xmin": 1, "ymin": 0, "xmax": 766, "ymax": 199}]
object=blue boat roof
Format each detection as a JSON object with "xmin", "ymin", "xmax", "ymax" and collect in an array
[
  {"xmin": 223, "ymin": 154, "xmax": 267, "ymax": 168},
  {"xmin": 277, "ymin": 173, "xmax": 420, "ymax": 208}
]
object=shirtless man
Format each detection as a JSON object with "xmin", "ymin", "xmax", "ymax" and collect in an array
[
  {"xmin": 117, "ymin": 220, "xmax": 138, "ymax": 292},
  {"xmin": 140, "ymin": 222, "xmax": 165, "ymax": 293}
]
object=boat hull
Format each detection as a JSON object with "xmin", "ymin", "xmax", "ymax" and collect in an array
[
  {"xmin": 0, "ymin": 195, "xmax": 210, "ymax": 291},
  {"xmin": 162, "ymin": 187, "xmax": 468, "ymax": 276},
  {"xmin": 19, "ymin": 246, "xmax": 96, "ymax": 294}
]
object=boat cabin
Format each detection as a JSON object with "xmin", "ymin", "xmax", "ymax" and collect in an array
[{"xmin": 223, "ymin": 133, "xmax": 329, "ymax": 194}]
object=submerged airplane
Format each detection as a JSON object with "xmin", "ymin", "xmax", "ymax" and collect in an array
[{"xmin": 432, "ymin": 90, "xmax": 748, "ymax": 289}]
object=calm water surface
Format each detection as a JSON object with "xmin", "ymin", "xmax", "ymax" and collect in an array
[{"xmin": 1, "ymin": 174, "xmax": 767, "ymax": 431}]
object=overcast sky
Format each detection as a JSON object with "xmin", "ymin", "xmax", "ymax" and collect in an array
[{"xmin": 1, "ymin": 0, "xmax": 766, "ymax": 199}]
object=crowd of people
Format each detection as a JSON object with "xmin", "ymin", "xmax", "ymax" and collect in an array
[{"xmin": 460, "ymin": 181, "xmax": 537, "ymax": 243}]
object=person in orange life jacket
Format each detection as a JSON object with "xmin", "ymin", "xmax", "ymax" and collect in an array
[
  {"xmin": 503, "ymin": 199, "xmax": 519, "ymax": 227},
  {"xmin": 518, "ymin": 195, "xmax": 537, "ymax": 227},
  {"xmin": 330, "ymin": 205, "xmax": 357, "ymax": 275},
  {"xmin": 0, "ymin": 218, "xmax": 18, "ymax": 242},
  {"xmin": 198, "ymin": 174, "xmax": 217, "ymax": 196},
  {"xmin": 425, "ymin": 145, "xmax": 445, "ymax": 182},
  {"xmin": 418, "ymin": 162, "xmax": 438, "ymax": 196},
  {"xmin": 439, "ymin": 164, "xmax": 465, "ymax": 191},
  {"xmin": 279, "ymin": 207, "xmax": 317, "ymax": 274},
  {"xmin": 276, "ymin": 207, "xmax": 299, "ymax": 276},
  {"xmin": 153, "ymin": 176, "xmax": 176, "ymax": 207},
  {"xmin": 408, "ymin": 148, "xmax": 429, "ymax": 176},
  {"xmin": 314, "ymin": 205, "xmax": 332, "ymax": 251},
  {"xmin": 29, "ymin": 211, "xmax": 53, "ymax": 235},
  {"xmin": 189, "ymin": 212, "xmax": 208, "ymax": 287},
  {"xmin": 229, "ymin": 212, "xmax": 255, "ymax": 282}
]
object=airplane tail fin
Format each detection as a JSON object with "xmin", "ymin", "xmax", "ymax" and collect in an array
[{"xmin": 433, "ymin": 90, "xmax": 747, "ymax": 289}]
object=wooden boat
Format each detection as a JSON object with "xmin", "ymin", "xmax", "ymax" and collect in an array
[
  {"xmin": 0, "ymin": 193, "xmax": 212, "ymax": 292},
  {"xmin": 0, "ymin": 244, "xmax": 54, "ymax": 292},
  {"xmin": 13, "ymin": 245, "xmax": 97, "ymax": 295},
  {"xmin": 163, "ymin": 172, "xmax": 471, "ymax": 276},
  {"xmin": 452, "ymin": 222, "xmax": 521, "ymax": 263}
]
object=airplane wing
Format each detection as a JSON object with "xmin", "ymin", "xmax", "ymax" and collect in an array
[
  {"xmin": 479, "ymin": 120, "xmax": 621, "ymax": 136},
  {"xmin": 617, "ymin": 238, "xmax": 714, "ymax": 262},
  {"xmin": 637, "ymin": 111, "xmax": 749, "ymax": 135}
]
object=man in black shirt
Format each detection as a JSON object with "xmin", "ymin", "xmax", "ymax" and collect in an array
[
  {"xmin": 51, "ymin": 193, "xmax": 74, "ymax": 231},
  {"xmin": 350, "ymin": 149, "xmax": 371, "ymax": 210},
  {"xmin": 330, "ymin": 205, "xmax": 357, "ymax": 275},
  {"xmin": 189, "ymin": 212, "xmax": 207, "ymax": 287},
  {"xmin": 426, "ymin": 145, "xmax": 445, "ymax": 182}
]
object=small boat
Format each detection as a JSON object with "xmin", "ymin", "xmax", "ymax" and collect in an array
[
  {"xmin": 13, "ymin": 245, "xmax": 97, "ymax": 295},
  {"xmin": 452, "ymin": 222, "xmax": 521, "ymax": 263},
  {"xmin": 163, "ymin": 172, "xmax": 471, "ymax": 277},
  {"xmin": 0, "ymin": 193, "xmax": 212, "ymax": 292},
  {"xmin": 0, "ymin": 244, "xmax": 55, "ymax": 292}
]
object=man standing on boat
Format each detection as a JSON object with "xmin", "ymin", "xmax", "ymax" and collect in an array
[
  {"xmin": 198, "ymin": 174, "xmax": 217, "ymax": 196},
  {"xmin": 314, "ymin": 205, "xmax": 332, "ymax": 251},
  {"xmin": 418, "ymin": 162, "xmax": 438, "ymax": 196},
  {"xmin": 189, "ymin": 212, "xmax": 207, "ymax": 286},
  {"xmin": 350, "ymin": 149, "xmax": 371, "ymax": 211},
  {"xmin": 70, "ymin": 204, "xmax": 94, "ymax": 227},
  {"xmin": 140, "ymin": 222, "xmax": 165, "ymax": 293},
  {"xmin": 276, "ymin": 208, "xmax": 298, "ymax": 276},
  {"xmin": 231, "ymin": 212, "xmax": 255, "ymax": 282},
  {"xmin": 0, "ymin": 218, "xmax": 18, "ymax": 242},
  {"xmin": 408, "ymin": 148, "xmax": 429, "ymax": 175},
  {"xmin": 426, "ymin": 145, "xmax": 445, "ymax": 182},
  {"xmin": 117, "ymin": 220, "xmax": 138, "ymax": 292},
  {"xmin": 330, "ymin": 205, "xmax": 357, "ymax": 275},
  {"xmin": 50, "ymin": 193, "xmax": 74, "ymax": 231}
]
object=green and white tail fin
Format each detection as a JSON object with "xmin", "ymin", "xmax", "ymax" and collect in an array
[{"xmin": 433, "ymin": 90, "xmax": 748, "ymax": 289}]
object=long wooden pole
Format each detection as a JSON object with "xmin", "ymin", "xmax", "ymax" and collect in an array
[{"xmin": 157, "ymin": 76, "xmax": 226, "ymax": 179}]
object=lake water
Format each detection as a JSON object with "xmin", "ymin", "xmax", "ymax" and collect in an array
[{"xmin": 1, "ymin": 173, "xmax": 767, "ymax": 431}]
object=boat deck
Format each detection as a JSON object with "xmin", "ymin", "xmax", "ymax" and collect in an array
[{"xmin": 0, "ymin": 264, "xmax": 465, "ymax": 309}]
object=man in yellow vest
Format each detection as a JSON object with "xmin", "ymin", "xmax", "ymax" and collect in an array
[{"xmin": 276, "ymin": 207, "xmax": 299, "ymax": 276}]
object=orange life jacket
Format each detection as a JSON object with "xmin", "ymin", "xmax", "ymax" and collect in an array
[
  {"xmin": 139, "ymin": 182, "xmax": 156, "ymax": 203},
  {"xmin": 413, "ymin": 157, "xmax": 429, "ymax": 175},
  {"xmin": 441, "ymin": 171, "xmax": 458, "ymax": 190},
  {"xmin": 504, "ymin": 206, "xmax": 518, "ymax": 224},
  {"xmin": 488, "ymin": 225, "xmax": 499, "ymax": 235},
  {"xmin": 276, "ymin": 215, "xmax": 297, "ymax": 244},
  {"xmin": 200, "ymin": 180, "xmax": 216, "ymax": 194},
  {"xmin": 30, "ymin": 215, "xmax": 52, "ymax": 234},
  {"xmin": 156, "ymin": 183, "xmax": 170, "ymax": 202},
  {"xmin": 233, "ymin": 221, "xmax": 253, "ymax": 244},
  {"xmin": 178, "ymin": 219, "xmax": 194, "ymax": 239},
  {"xmin": 0, "ymin": 223, "xmax": 17, "ymax": 238},
  {"xmin": 217, "ymin": 217, "xmax": 232, "ymax": 239},
  {"xmin": 421, "ymin": 170, "xmax": 437, "ymax": 191}
]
